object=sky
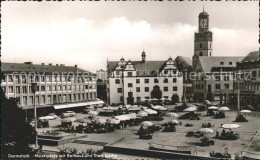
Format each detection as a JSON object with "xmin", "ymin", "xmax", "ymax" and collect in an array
[{"xmin": 2, "ymin": 1, "xmax": 258, "ymax": 72}]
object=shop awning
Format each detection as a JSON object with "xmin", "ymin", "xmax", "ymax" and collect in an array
[{"xmin": 54, "ymin": 102, "xmax": 87, "ymax": 110}]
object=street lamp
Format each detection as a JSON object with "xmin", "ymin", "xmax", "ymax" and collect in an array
[{"xmin": 31, "ymin": 82, "xmax": 38, "ymax": 148}]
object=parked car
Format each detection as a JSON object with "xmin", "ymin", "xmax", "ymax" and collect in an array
[
  {"xmin": 84, "ymin": 105, "xmax": 95, "ymax": 113},
  {"xmin": 39, "ymin": 113, "xmax": 58, "ymax": 120},
  {"xmin": 61, "ymin": 111, "xmax": 76, "ymax": 118}
]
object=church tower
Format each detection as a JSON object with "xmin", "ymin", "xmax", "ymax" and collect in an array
[{"xmin": 192, "ymin": 8, "xmax": 213, "ymax": 68}]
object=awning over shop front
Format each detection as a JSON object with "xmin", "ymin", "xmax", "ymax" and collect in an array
[{"xmin": 54, "ymin": 100, "xmax": 104, "ymax": 109}]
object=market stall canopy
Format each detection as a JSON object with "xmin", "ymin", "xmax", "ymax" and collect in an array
[
  {"xmin": 208, "ymin": 106, "xmax": 219, "ymax": 110},
  {"xmin": 137, "ymin": 111, "xmax": 148, "ymax": 117},
  {"xmin": 115, "ymin": 115, "xmax": 131, "ymax": 121},
  {"xmin": 89, "ymin": 111, "xmax": 98, "ymax": 115},
  {"xmin": 141, "ymin": 121, "xmax": 153, "ymax": 127},
  {"xmin": 183, "ymin": 107, "xmax": 197, "ymax": 112},
  {"xmin": 144, "ymin": 109, "xmax": 158, "ymax": 115},
  {"xmin": 218, "ymin": 107, "xmax": 230, "ymax": 111},
  {"xmin": 61, "ymin": 117, "xmax": 76, "ymax": 122},
  {"xmin": 240, "ymin": 110, "xmax": 252, "ymax": 113},
  {"xmin": 165, "ymin": 112, "xmax": 179, "ymax": 118},
  {"xmin": 94, "ymin": 118, "xmax": 107, "ymax": 124},
  {"xmin": 152, "ymin": 105, "xmax": 167, "ymax": 111},
  {"xmin": 222, "ymin": 124, "xmax": 239, "ymax": 129},
  {"xmin": 125, "ymin": 113, "xmax": 137, "ymax": 119},
  {"xmin": 199, "ymin": 128, "xmax": 213, "ymax": 133},
  {"xmin": 106, "ymin": 118, "xmax": 120, "ymax": 124}
]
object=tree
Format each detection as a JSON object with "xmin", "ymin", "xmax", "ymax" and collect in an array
[{"xmin": 1, "ymin": 74, "xmax": 36, "ymax": 159}]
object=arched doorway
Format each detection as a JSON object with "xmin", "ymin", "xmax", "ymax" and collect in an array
[{"xmin": 151, "ymin": 85, "xmax": 162, "ymax": 99}]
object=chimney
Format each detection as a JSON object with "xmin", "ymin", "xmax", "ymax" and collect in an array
[
  {"xmin": 75, "ymin": 65, "xmax": 78, "ymax": 68},
  {"xmin": 49, "ymin": 63, "xmax": 53, "ymax": 66},
  {"xmin": 60, "ymin": 64, "xmax": 65, "ymax": 66},
  {"xmin": 41, "ymin": 63, "xmax": 45, "ymax": 65},
  {"xmin": 56, "ymin": 64, "xmax": 59, "ymax": 66},
  {"xmin": 24, "ymin": 62, "xmax": 33, "ymax": 65}
]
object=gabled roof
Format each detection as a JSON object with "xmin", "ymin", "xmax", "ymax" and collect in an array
[
  {"xmin": 1, "ymin": 62, "xmax": 91, "ymax": 74},
  {"xmin": 107, "ymin": 61, "xmax": 166, "ymax": 76},
  {"xmin": 241, "ymin": 51, "xmax": 260, "ymax": 62},
  {"xmin": 174, "ymin": 56, "xmax": 192, "ymax": 69},
  {"xmin": 197, "ymin": 56, "xmax": 244, "ymax": 72}
]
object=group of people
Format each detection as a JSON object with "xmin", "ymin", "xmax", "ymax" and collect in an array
[
  {"xmin": 215, "ymin": 129, "xmax": 239, "ymax": 140},
  {"xmin": 215, "ymin": 111, "xmax": 225, "ymax": 119}
]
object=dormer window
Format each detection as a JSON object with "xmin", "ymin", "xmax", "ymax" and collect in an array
[
  {"xmin": 164, "ymin": 70, "xmax": 168, "ymax": 74},
  {"xmin": 220, "ymin": 62, "xmax": 224, "ymax": 65}
]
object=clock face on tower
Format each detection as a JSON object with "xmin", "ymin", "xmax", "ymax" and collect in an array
[{"xmin": 200, "ymin": 18, "xmax": 208, "ymax": 28}]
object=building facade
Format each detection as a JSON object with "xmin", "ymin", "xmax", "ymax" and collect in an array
[
  {"xmin": 1, "ymin": 62, "xmax": 97, "ymax": 110},
  {"xmin": 233, "ymin": 51, "xmax": 260, "ymax": 107},
  {"xmin": 192, "ymin": 10, "xmax": 244, "ymax": 103},
  {"xmin": 107, "ymin": 52, "xmax": 183, "ymax": 105}
]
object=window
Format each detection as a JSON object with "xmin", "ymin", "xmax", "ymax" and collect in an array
[
  {"xmin": 85, "ymin": 85, "xmax": 88, "ymax": 89},
  {"xmin": 22, "ymin": 75, "xmax": 27, "ymax": 83},
  {"xmin": 47, "ymin": 85, "xmax": 52, "ymax": 91},
  {"xmin": 145, "ymin": 79, "xmax": 149, "ymax": 84},
  {"xmin": 127, "ymin": 72, "xmax": 132, "ymax": 77},
  {"xmin": 68, "ymin": 85, "xmax": 71, "ymax": 90},
  {"xmin": 220, "ymin": 62, "xmax": 224, "ymax": 65},
  {"xmin": 224, "ymin": 84, "xmax": 229, "ymax": 89},
  {"xmin": 57, "ymin": 76, "xmax": 61, "ymax": 82},
  {"xmin": 164, "ymin": 70, "xmax": 168, "ymax": 74},
  {"xmin": 58, "ymin": 85, "xmax": 61, "ymax": 91},
  {"xmin": 224, "ymin": 76, "xmax": 230, "ymax": 81},
  {"xmin": 164, "ymin": 87, "xmax": 168, "ymax": 92},
  {"xmin": 128, "ymin": 83, "xmax": 133, "ymax": 88},
  {"xmin": 120, "ymin": 96, "xmax": 124, "ymax": 102},
  {"xmin": 41, "ymin": 95, "xmax": 45, "ymax": 104},
  {"xmin": 116, "ymin": 71, "xmax": 120, "ymax": 75},
  {"xmin": 46, "ymin": 76, "xmax": 51, "ymax": 82},
  {"xmin": 22, "ymin": 86, "xmax": 27, "ymax": 94},
  {"xmin": 14, "ymin": 75, "xmax": 20, "ymax": 83},
  {"xmin": 216, "ymin": 76, "xmax": 220, "ymax": 81},
  {"xmin": 115, "ymin": 79, "xmax": 120, "ymax": 84},
  {"xmin": 200, "ymin": 43, "xmax": 202, "ymax": 48},
  {"xmin": 52, "ymin": 85, "xmax": 56, "ymax": 91},
  {"xmin": 136, "ymin": 79, "xmax": 140, "ymax": 84},
  {"xmin": 117, "ymin": 88, "xmax": 122, "ymax": 93},
  {"xmin": 136, "ymin": 87, "xmax": 140, "ymax": 92},
  {"xmin": 163, "ymin": 78, "xmax": 168, "ymax": 83},
  {"xmin": 252, "ymin": 71, "xmax": 257, "ymax": 78},
  {"xmin": 8, "ymin": 75, "xmax": 13, "ymax": 82},
  {"xmin": 9, "ymin": 86, "xmax": 14, "ymax": 93},
  {"xmin": 23, "ymin": 96, "xmax": 27, "ymax": 106},
  {"xmin": 145, "ymin": 87, "xmax": 149, "ymax": 92},
  {"xmin": 215, "ymin": 84, "xmax": 221, "ymax": 89},
  {"xmin": 173, "ymin": 78, "xmax": 177, "ymax": 83},
  {"xmin": 229, "ymin": 62, "xmax": 232, "ymax": 65},
  {"xmin": 47, "ymin": 95, "xmax": 52, "ymax": 104},
  {"xmin": 41, "ymin": 86, "xmax": 45, "ymax": 91},
  {"xmin": 137, "ymin": 97, "xmax": 141, "ymax": 103},
  {"xmin": 154, "ymin": 79, "xmax": 159, "ymax": 83},
  {"xmin": 173, "ymin": 86, "xmax": 178, "ymax": 91},
  {"xmin": 258, "ymin": 71, "xmax": 260, "ymax": 78},
  {"xmin": 199, "ymin": 52, "xmax": 203, "ymax": 56}
]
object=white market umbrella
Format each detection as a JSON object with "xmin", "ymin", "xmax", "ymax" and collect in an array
[
  {"xmin": 137, "ymin": 111, "xmax": 148, "ymax": 117},
  {"xmin": 152, "ymin": 105, "xmax": 167, "ymax": 111},
  {"xmin": 184, "ymin": 107, "xmax": 197, "ymax": 112},
  {"xmin": 240, "ymin": 110, "xmax": 251, "ymax": 113},
  {"xmin": 222, "ymin": 124, "xmax": 239, "ymax": 129},
  {"xmin": 94, "ymin": 118, "xmax": 106, "ymax": 124},
  {"xmin": 144, "ymin": 109, "xmax": 158, "ymax": 115},
  {"xmin": 89, "ymin": 111, "xmax": 98, "ymax": 115},
  {"xmin": 76, "ymin": 118, "xmax": 92, "ymax": 124},
  {"xmin": 218, "ymin": 107, "xmax": 230, "ymax": 111},
  {"xmin": 208, "ymin": 106, "xmax": 218, "ymax": 110},
  {"xmin": 160, "ymin": 98, "xmax": 166, "ymax": 101},
  {"xmin": 141, "ymin": 121, "xmax": 153, "ymax": 127},
  {"xmin": 199, "ymin": 128, "xmax": 214, "ymax": 133},
  {"xmin": 165, "ymin": 112, "xmax": 179, "ymax": 118},
  {"xmin": 106, "ymin": 118, "xmax": 120, "ymax": 124},
  {"xmin": 205, "ymin": 100, "xmax": 211, "ymax": 105}
]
